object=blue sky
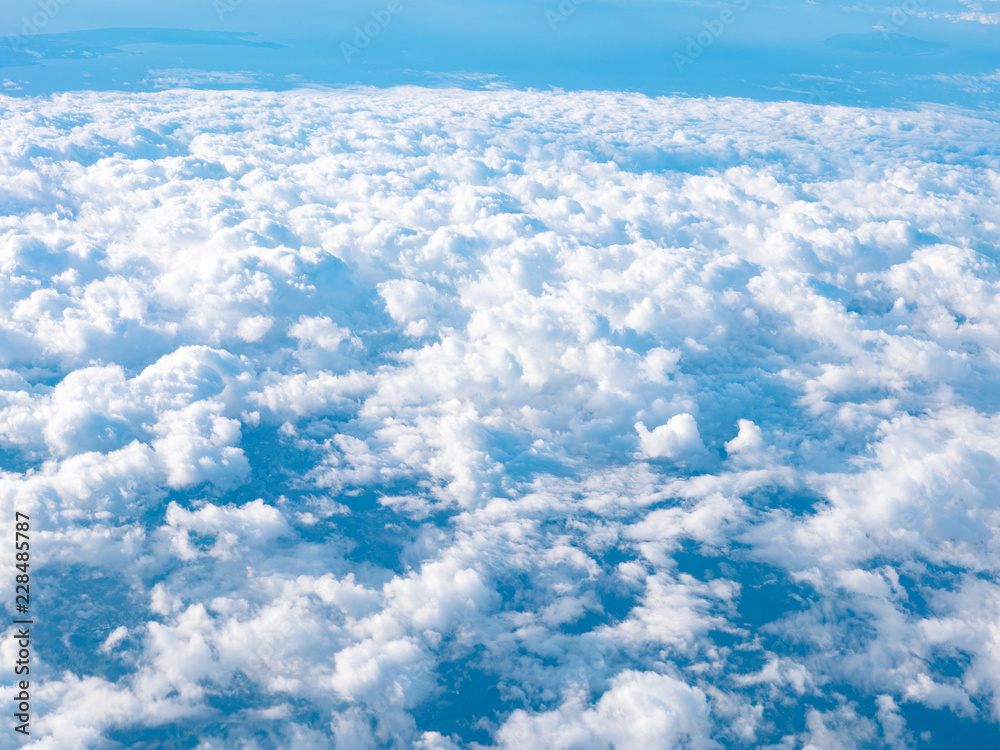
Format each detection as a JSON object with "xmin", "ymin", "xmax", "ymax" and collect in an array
[{"xmin": 2, "ymin": 0, "xmax": 999, "ymax": 105}]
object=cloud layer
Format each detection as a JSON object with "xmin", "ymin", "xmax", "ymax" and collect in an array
[{"xmin": 0, "ymin": 87, "xmax": 999, "ymax": 748}]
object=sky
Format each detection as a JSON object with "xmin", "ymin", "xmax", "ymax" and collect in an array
[
  {"xmin": 1, "ymin": 3, "xmax": 1000, "ymax": 750},
  {"xmin": 0, "ymin": 0, "xmax": 998, "ymax": 106}
]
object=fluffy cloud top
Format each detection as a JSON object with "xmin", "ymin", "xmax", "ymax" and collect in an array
[{"xmin": 0, "ymin": 87, "xmax": 998, "ymax": 748}]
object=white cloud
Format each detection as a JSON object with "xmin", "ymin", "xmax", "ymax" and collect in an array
[
  {"xmin": 635, "ymin": 413, "xmax": 705, "ymax": 460},
  {"xmin": 496, "ymin": 671, "xmax": 714, "ymax": 750},
  {"xmin": 0, "ymin": 87, "xmax": 998, "ymax": 747}
]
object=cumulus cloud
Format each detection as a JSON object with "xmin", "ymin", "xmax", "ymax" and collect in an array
[
  {"xmin": 0, "ymin": 87, "xmax": 998, "ymax": 748},
  {"xmin": 635, "ymin": 413, "xmax": 705, "ymax": 460},
  {"xmin": 496, "ymin": 671, "xmax": 714, "ymax": 750}
]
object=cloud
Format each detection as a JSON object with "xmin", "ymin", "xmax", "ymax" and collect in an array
[
  {"xmin": 0, "ymin": 87, "xmax": 998, "ymax": 748},
  {"xmin": 635, "ymin": 413, "xmax": 705, "ymax": 460},
  {"xmin": 496, "ymin": 670, "xmax": 715, "ymax": 750}
]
